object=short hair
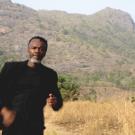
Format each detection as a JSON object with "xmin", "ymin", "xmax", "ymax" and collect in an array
[{"xmin": 28, "ymin": 36, "xmax": 48, "ymax": 52}]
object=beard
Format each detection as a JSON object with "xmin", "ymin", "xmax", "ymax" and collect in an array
[{"xmin": 29, "ymin": 56, "xmax": 41, "ymax": 64}]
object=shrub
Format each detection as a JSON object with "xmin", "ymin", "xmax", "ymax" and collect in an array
[{"xmin": 58, "ymin": 74, "xmax": 80, "ymax": 101}]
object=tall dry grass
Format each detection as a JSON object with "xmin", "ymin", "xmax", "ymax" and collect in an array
[{"xmin": 45, "ymin": 100, "xmax": 135, "ymax": 135}]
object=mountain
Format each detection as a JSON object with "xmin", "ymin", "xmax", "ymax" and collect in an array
[
  {"xmin": 0, "ymin": 0, "xmax": 135, "ymax": 75},
  {"xmin": 0, "ymin": 0, "xmax": 11, "ymax": 3}
]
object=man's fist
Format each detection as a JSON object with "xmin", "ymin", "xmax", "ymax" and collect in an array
[
  {"xmin": 0, "ymin": 107, "xmax": 16, "ymax": 127},
  {"xmin": 47, "ymin": 93, "xmax": 57, "ymax": 107}
]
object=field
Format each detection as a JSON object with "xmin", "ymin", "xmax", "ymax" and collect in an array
[{"xmin": 44, "ymin": 100, "xmax": 135, "ymax": 135}]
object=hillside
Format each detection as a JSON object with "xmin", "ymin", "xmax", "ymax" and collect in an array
[
  {"xmin": 38, "ymin": 8, "xmax": 135, "ymax": 73},
  {"xmin": 0, "ymin": 1, "xmax": 135, "ymax": 73},
  {"xmin": 0, "ymin": 0, "xmax": 135, "ymax": 99}
]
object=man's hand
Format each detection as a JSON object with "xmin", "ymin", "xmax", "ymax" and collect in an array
[
  {"xmin": 47, "ymin": 93, "xmax": 57, "ymax": 108},
  {"xmin": 0, "ymin": 107, "xmax": 16, "ymax": 127}
]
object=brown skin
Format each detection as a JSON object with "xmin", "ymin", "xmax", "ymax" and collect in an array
[
  {"xmin": 0, "ymin": 107, "xmax": 16, "ymax": 127},
  {"xmin": 0, "ymin": 39, "xmax": 57, "ymax": 127},
  {"xmin": 27, "ymin": 39, "xmax": 46, "ymax": 68},
  {"xmin": 47, "ymin": 93, "xmax": 57, "ymax": 107}
]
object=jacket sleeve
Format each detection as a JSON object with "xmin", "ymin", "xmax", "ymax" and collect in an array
[
  {"xmin": 50, "ymin": 71, "xmax": 63, "ymax": 111},
  {"xmin": 0, "ymin": 62, "xmax": 30, "ymax": 125},
  {"xmin": 0, "ymin": 62, "xmax": 9, "ymax": 109},
  {"xmin": 0, "ymin": 62, "xmax": 10, "ymax": 128}
]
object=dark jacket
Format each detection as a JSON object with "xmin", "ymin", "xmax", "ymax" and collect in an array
[{"xmin": 0, "ymin": 60, "xmax": 63, "ymax": 132}]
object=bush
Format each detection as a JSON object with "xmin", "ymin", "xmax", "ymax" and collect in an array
[{"xmin": 58, "ymin": 74, "xmax": 80, "ymax": 101}]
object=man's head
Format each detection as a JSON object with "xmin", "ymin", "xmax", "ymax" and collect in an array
[{"xmin": 28, "ymin": 36, "xmax": 48, "ymax": 63}]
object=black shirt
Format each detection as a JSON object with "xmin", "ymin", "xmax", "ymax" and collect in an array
[{"xmin": 0, "ymin": 60, "xmax": 63, "ymax": 132}]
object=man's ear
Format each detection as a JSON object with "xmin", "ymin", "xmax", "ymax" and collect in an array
[{"xmin": 42, "ymin": 51, "xmax": 46, "ymax": 58}]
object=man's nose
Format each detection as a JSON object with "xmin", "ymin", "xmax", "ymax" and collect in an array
[{"xmin": 35, "ymin": 48, "xmax": 40, "ymax": 53}]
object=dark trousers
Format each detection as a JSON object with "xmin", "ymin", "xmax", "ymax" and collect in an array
[
  {"xmin": 2, "ymin": 126, "xmax": 44, "ymax": 135},
  {"xmin": 2, "ymin": 117, "xmax": 44, "ymax": 135}
]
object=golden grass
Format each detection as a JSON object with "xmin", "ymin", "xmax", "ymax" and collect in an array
[{"xmin": 44, "ymin": 100, "xmax": 135, "ymax": 135}]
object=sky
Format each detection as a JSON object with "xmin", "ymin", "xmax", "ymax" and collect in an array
[{"xmin": 12, "ymin": 0, "xmax": 135, "ymax": 21}]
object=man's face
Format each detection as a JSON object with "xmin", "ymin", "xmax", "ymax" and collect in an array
[{"xmin": 28, "ymin": 39, "xmax": 46, "ymax": 62}]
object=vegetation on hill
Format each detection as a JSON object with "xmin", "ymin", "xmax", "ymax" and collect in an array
[{"xmin": 0, "ymin": 1, "xmax": 135, "ymax": 100}]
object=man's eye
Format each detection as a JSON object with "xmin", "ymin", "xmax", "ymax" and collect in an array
[{"xmin": 31, "ymin": 47, "xmax": 37, "ymax": 50}]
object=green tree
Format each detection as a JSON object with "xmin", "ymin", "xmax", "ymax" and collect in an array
[{"xmin": 58, "ymin": 74, "xmax": 80, "ymax": 101}]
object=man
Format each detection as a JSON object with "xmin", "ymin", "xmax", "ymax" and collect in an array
[{"xmin": 0, "ymin": 36, "xmax": 63, "ymax": 135}]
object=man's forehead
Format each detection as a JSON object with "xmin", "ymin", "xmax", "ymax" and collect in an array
[{"xmin": 29, "ymin": 39, "xmax": 45, "ymax": 47}]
